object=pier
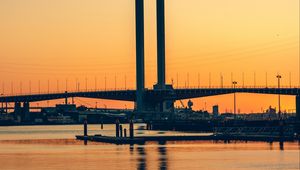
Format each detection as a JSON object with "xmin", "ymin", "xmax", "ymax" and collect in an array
[
  {"xmin": 76, "ymin": 116, "xmax": 300, "ymax": 145},
  {"xmin": 76, "ymin": 133, "xmax": 298, "ymax": 145},
  {"xmin": 76, "ymin": 120, "xmax": 299, "ymax": 145}
]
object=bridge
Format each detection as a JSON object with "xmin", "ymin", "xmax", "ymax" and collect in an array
[
  {"xmin": 0, "ymin": 0, "xmax": 299, "ymax": 121},
  {"xmin": 1, "ymin": 86, "xmax": 300, "ymax": 117},
  {"xmin": 1, "ymin": 87, "xmax": 300, "ymax": 103}
]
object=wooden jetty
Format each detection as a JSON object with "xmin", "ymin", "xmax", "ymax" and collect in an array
[
  {"xmin": 76, "ymin": 135, "xmax": 145, "ymax": 145},
  {"xmin": 77, "ymin": 120, "xmax": 299, "ymax": 145},
  {"xmin": 76, "ymin": 134, "xmax": 298, "ymax": 145}
]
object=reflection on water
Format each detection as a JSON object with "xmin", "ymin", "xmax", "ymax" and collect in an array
[
  {"xmin": 0, "ymin": 125, "xmax": 299, "ymax": 170},
  {"xmin": 135, "ymin": 142, "xmax": 168, "ymax": 170},
  {"xmin": 280, "ymin": 141, "xmax": 284, "ymax": 150},
  {"xmin": 158, "ymin": 141, "xmax": 168, "ymax": 170},
  {"xmin": 269, "ymin": 142, "xmax": 274, "ymax": 150},
  {"xmin": 130, "ymin": 144, "xmax": 134, "ymax": 154},
  {"xmin": 137, "ymin": 145, "xmax": 147, "ymax": 170}
]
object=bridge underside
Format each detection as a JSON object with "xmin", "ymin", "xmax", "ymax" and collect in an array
[
  {"xmin": 0, "ymin": 90, "xmax": 136, "ymax": 103},
  {"xmin": 172, "ymin": 88, "xmax": 300, "ymax": 100},
  {"xmin": 0, "ymin": 88, "xmax": 299, "ymax": 103}
]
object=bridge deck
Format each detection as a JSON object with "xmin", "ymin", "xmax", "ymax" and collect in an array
[{"xmin": 0, "ymin": 87, "xmax": 299, "ymax": 103}]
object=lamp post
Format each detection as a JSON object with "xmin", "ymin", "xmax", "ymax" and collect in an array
[
  {"xmin": 276, "ymin": 74, "xmax": 282, "ymax": 118},
  {"xmin": 232, "ymin": 81, "xmax": 238, "ymax": 118}
]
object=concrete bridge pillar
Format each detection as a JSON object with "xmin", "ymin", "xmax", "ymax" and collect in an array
[
  {"xmin": 297, "ymin": 96, "xmax": 300, "ymax": 121},
  {"xmin": 135, "ymin": 0, "xmax": 145, "ymax": 113},
  {"xmin": 14, "ymin": 102, "xmax": 21, "ymax": 114},
  {"xmin": 22, "ymin": 102, "xmax": 30, "ymax": 122},
  {"xmin": 296, "ymin": 96, "xmax": 300, "ymax": 134},
  {"xmin": 5, "ymin": 102, "xmax": 8, "ymax": 113},
  {"xmin": 65, "ymin": 91, "xmax": 68, "ymax": 104},
  {"xmin": 157, "ymin": 0, "xmax": 166, "ymax": 87}
]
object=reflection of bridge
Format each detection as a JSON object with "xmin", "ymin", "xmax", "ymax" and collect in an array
[{"xmin": 0, "ymin": 0, "xmax": 299, "ymax": 120}]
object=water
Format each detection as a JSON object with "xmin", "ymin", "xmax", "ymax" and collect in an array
[{"xmin": 0, "ymin": 124, "xmax": 299, "ymax": 170}]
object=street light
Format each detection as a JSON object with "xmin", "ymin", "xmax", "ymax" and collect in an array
[
  {"xmin": 232, "ymin": 81, "xmax": 238, "ymax": 118},
  {"xmin": 276, "ymin": 74, "xmax": 282, "ymax": 118}
]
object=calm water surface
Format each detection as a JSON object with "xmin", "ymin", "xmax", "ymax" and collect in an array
[{"xmin": 0, "ymin": 124, "xmax": 299, "ymax": 170}]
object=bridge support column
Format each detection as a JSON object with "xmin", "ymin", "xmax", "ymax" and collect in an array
[
  {"xmin": 65, "ymin": 91, "xmax": 68, "ymax": 104},
  {"xmin": 152, "ymin": 84, "xmax": 175, "ymax": 113},
  {"xmin": 14, "ymin": 102, "xmax": 21, "ymax": 114},
  {"xmin": 23, "ymin": 102, "xmax": 30, "ymax": 122},
  {"xmin": 296, "ymin": 96, "xmax": 300, "ymax": 135},
  {"xmin": 5, "ymin": 102, "xmax": 8, "ymax": 113},
  {"xmin": 135, "ymin": 0, "xmax": 145, "ymax": 113},
  {"xmin": 157, "ymin": 0, "xmax": 166, "ymax": 87},
  {"xmin": 297, "ymin": 96, "xmax": 300, "ymax": 121}
]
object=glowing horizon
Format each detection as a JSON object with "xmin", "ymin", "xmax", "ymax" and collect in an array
[{"xmin": 0, "ymin": 0, "xmax": 299, "ymax": 112}]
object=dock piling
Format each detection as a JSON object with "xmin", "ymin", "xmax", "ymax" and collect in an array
[
  {"xmin": 130, "ymin": 120, "xmax": 134, "ymax": 139},
  {"xmin": 124, "ymin": 128, "xmax": 127, "ymax": 137},
  {"xmin": 279, "ymin": 120, "xmax": 284, "ymax": 150},
  {"xmin": 84, "ymin": 119, "xmax": 88, "ymax": 136},
  {"xmin": 146, "ymin": 122, "xmax": 152, "ymax": 130},
  {"xmin": 116, "ymin": 119, "xmax": 120, "ymax": 138},
  {"xmin": 83, "ymin": 119, "xmax": 88, "ymax": 145},
  {"xmin": 120, "ymin": 125, "xmax": 123, "ymax": 137}
]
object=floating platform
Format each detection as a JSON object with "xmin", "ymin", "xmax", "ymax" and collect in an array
[
  {"xmin": 76, "ymin": 135, "xmax": 145, "ymax": 144},
  {"xmin": 76, "ymin": 134, "xmax": 299, "ymax": 145}
]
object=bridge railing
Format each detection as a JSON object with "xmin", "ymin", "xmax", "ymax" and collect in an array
[
  {"xmin": 174, "ymin": 85, "xmax": 300, "ymax": 90},
  {"xmin": 1, "ymin": 85, "xmax": 300, "ymax": 98},
  {"xmin": 0, "ymin": 87, "xmax": 136, "ymax": 97}
]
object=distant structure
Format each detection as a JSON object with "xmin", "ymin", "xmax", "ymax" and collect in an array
[
  {"xmin": 266, "ymin": 106, "xmax": 276, "ymax": 114},
  {"xmin": 187, "ymin": 100, "xmax": 193, "ymax": 110},
  {"xmin": 212, "ymin": 105, "xmax": 219, "ymax": 117}
]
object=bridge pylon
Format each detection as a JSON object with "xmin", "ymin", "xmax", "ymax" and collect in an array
[
  {"xmin": 154, "ymin": 0, "xmax": 175, "ymax": 114},
  {"xmin": 135, "ymin": 0, "xmax": 145, "ymax": 113},
  {"xmin": 296, "ymin": 96, "xmax": 300, "ymax": 120},
  {"xmin": 14, "ymin": 102, "xmax": 30, "ymax": 122},
  {"xmin": 156, "ymin": 0, "xmax": 166, "ymax": 88}
]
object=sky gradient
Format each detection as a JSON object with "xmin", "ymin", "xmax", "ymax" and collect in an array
[{"xmin": 0, "ymin": 0, "xmax": 299, "ymax": 112}]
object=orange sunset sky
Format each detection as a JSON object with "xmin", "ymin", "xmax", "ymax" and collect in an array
[{"xmin": 0, "ymin": 0, "xmax": 299, "ymax": 113}]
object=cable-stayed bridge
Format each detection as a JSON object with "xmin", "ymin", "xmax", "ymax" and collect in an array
[
  {"xmin": 0, "ymin": 0, "xmax": 299, "ymax": 121},
  {"xmin": 0, "ymin": 87, "xmax": 300, "ymax": 103}
]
